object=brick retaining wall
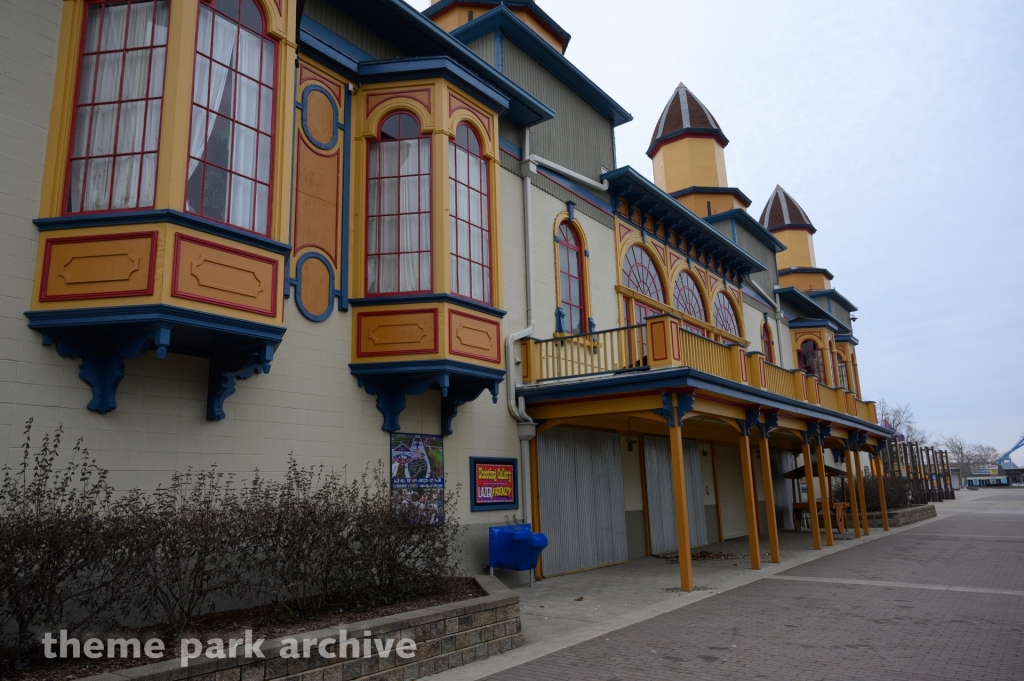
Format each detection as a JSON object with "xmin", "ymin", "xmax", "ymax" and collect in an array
[
  {"xmin": 867, "ymin": 503, "xmax": 937, "ymax": 528},
  {"xmin": 81, "ymin": 575, "xmax": 522, "ymax": 681}
]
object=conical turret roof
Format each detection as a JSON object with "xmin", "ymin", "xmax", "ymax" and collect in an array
[
  {"xmin": 648, "ymin": 82, "xmax": 728, "ymax": 157},
  {"xmin": 759, "ymin": 185, "xmax": 815, "ymax": 232}
]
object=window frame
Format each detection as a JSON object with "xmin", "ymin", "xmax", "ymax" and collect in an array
[
  {"xmin": 448, "ymin": 122, "xmax": 491, "ymax": 304},
  {"xmin": 364, "ymin": 111, "xmax": 433, "ymax": 297},
  {"xmin": 761, "ymin": 323, "xmax": 775, "ymax": 363},
  {"xmin": 712, "ymin": 291, "xmax": 740, "ymax": 337},
  {"xmin": 184, "ymin": 0, "xmax": 278, "ymax": 235},
  {"xmin": 798, "ymin": 339, "xmax": 826, "ymax": 383},
  {"xmin": 555, "ymin": 220, "xmax": 586, "ymax": 335},
  {"xmin": 621, "ymin": 244, "xmax": 665, "ymax": 304},
  {"xmin": 64, "ymin": 0, "xmax": 170, "ymax": 215}
]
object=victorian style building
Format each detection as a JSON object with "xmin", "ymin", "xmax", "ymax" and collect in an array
[{"xmin": 2, "ymin": 0, "xmax": 891, "ymax": 589}]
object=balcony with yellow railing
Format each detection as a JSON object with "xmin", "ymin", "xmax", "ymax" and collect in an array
[{"xmin": 520, "ymin": 313, "xmax": 878, "ymax": 425}]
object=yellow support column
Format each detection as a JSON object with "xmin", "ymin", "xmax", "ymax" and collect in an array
[
  {"xmin": 844, "ymin": 447, "xmax": 861, "ymax": 538},
  {"xmin": 815, "ymin": 442, "xmax": 834, "ymax": 547},
  {"xmin": 854, "ymin": 450, "xmax": 870, "ymax": 536},
  {"xmin": 669, "ymin": 403, "xmax": 694, "ymax": 591},
  {"xmin": 801, "ymin": 440, "xmax": 822, "ymax": 550},
  {"xmin": 873, "ymin": 454, "xmax": 890, "ymax": 531},
  {"xmin": 739, "ymin": 432, "xmax": 762, "ymax": 570},
  {"xmin": 758, "ymin": 432, "xmax": 781, "ymax": 563}
]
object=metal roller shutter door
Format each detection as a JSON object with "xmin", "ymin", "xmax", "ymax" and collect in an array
[
  {"xmin": 537, "ymin": 428, "xmax": 628, "ymax": 575},
  {"xmin": 715, "ymin": 445, "xmax": 748, "ymax": 540},
  {"xmin": 643, "ymin": 436, "xmax": 708, "ymax": 553}
]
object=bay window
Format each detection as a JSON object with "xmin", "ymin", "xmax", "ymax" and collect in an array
[
  {"xmin": 66, "ymin": 0, "xmax": 169, "ymax": 213},
  {"xmin": 449, "ymin": 123, "xmax": 491, "ymax": 303},
  {"xmin": 366, "ymin": 112, "xmax": 432, "ymax": 295},
  {"xmin": 186, "ymin": 0, "xmax": 276, "ymax": 234}
]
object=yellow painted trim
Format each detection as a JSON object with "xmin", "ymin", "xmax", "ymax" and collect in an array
[
  {"xmin": 156, "ymin": 0, "xmax": 199, "ymax": 212},
  {"xmin": 551, "ymin": 211, "xmax": 592, "ymax": 335}
]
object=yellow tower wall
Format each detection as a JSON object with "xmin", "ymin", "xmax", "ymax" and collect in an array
[
  {"xmin": 773, "ymin": 228, "xmax": 818, "ymax": 270},
  {"xmin": 652, "ymin": 136, "xmax": 728, "ymax": 194}
]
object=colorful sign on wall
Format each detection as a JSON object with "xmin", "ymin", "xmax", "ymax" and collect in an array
[
  {"xmin": 390, "ymin": 433, "xmax": 444, "ymax": 522},
  {"xmin": 470, "ymin": 457, "xmax": 519, "ymax": 512}
]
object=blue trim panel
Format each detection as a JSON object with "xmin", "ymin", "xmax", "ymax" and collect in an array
[
  {"xmin": 518, "ymin": 366, "xmax": 888, "ymax": 436},
  {"xmin": 298, "ymin": 82, "xmax": 342, "ymax": 150},
  {"xmin": 360, "ymin": 57, "xmax": 511, "ymax": 115},
  {"xmin": 34, "ymin": 209, "xmax": 291, "ymax": 255},
  {"xmin": 672, "ymin": 186, "xmax": 752, "ymax": 207},
  {"xmin": 775, "ymin": 287, "xmax": 850, "ymax": 333},
  {"xmin": 25, "ymin": 305, "xmax": 286, "ymax": 342},
  {"xmin": 806, "ymin": 288, "xmax": 859, "ymax": 313},
  {"xmin": 292, "ymin": 252, "xmax": 342, "ymax": 322},
  {"xmin": 536, "ymin": 166, "xmax": 613, "ymax": 215},
  {"xmin": 349, "ymin": 294, "xmax": 507, "ymax": 318},
  {"xmin": 340, "ymin": 86, "xmax": 352, "ymax": 311},
  {"xmin": 499, "ymin": 136, "xmax": 523, "ymax": 159},
  {"xmin": 706, "ymin": 208, "xmax": 787, "ymax": 253},
  {"xmin": 424, "ymin": 0, "xmax": 572, "ymax": 46}
]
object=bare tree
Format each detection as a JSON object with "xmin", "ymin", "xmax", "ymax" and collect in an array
[
  {"xmin": 938, "ymin": 434, "xmax": 975, "ymax": 486},
  {"xmin": 877, "ymin": 399, "xmax": 930, "ymax": 443},
  {"xmin": 971, "ymin": 444, "xmax": 1001, "ymax": 464}
]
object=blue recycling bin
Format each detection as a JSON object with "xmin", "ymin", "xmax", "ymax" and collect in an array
[{"xmin": 488, "ymin": 524, "xmax": 547, "ymax": 572}]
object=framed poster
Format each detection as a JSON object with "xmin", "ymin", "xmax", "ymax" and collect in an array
[
  {"xmin": 469, "ymin": 457, "xmax": 519, "ymax": 512},
  {"xmin": 390, "ymin": 433, "xmax": 445, "ymax": 522}
]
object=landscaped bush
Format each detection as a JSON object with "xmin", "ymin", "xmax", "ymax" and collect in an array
[
  {"xmin": 0, "ymin": 421, "xmax": 464, "ymax": 669},
  {"xmin": 861, "ymin": 474, "xmax": 913, "ymax": 512}
]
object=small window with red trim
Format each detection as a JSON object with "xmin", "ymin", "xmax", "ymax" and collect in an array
[
  {"xmin": 66, "ymin": 0, "xmax": 169, "ymax": 214},
  {"xmin": 761, "ymin": 323, "xmax": 774, "ymax": 363},
  {"xmin": 449, "ymin": 123, "xmax": 491, "ymax": 303},
  {"xmin": 366, "ymin": 112, "xmax": 432, "ymax": 295},
  {"xmin": 185, "ymin": 0, "xmax": 276, "ymax": 234},
  {"xmin": 556, "ymin": 222, "xmax": 585, "ymax": 334}
]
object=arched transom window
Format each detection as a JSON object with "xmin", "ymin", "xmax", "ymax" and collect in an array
[
  {"xmin": 673, "ymin": 272, "xmax": 705, "ymax": 321},
  {"xmin": 557, "ymin": 222, "xmax": 585, "ymax": 334},
  {"xmin": 761, "ymin": 323, "xmax": 774, "ymax": 363},
  {"xmin": 449, "ymin": 123, "xmax": 490, "ymax": 303},
  {"xmin": 798, "ymin": 339, "xmax": 826, "ymax": 382},
  {"xmin": 713, "ymin": 291, "xmax": 739, "ymax": 336},
  {"xmin": 366, "ymin": 112, "xmax": 432, "ymax": 294},
  {"xmin": 186, "ymin": 0, "xmax": 276, "ymax": 234},
  {"xmin": 622, "ymin": 245, "xmax": 664, "ymax": 303}
]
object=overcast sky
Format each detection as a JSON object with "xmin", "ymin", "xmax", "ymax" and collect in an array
[{"xmin": 409, "ymin": 0, "xmax": 1024, "ymax": 456}]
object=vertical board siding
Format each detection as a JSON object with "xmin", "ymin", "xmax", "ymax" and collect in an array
[
  {"xmin": 643, "ymin": 436, "xmax": 708, "ymax": 553},
  {"xmin": 467, "ymin": 33, "xmax": 497, "ymax": 66},
  {"xmin": 501, "ymin": 41, "xmax": 614, "ymax": 182},
  {"xmin": 499, "ymin": 119, "xmax": 523, "ymax": 156},
  {"xmin": 735, "ymin": 226, "xmax": 778, "ymax": 295},
  {"xmin": 537, "ymin": 427, "xmax": 628, "ymax": 575},
  {"xmin": 303, "ymin": 0, "xmax": 405, "ymax": 60},
  {"xmin": 714, "ymin": 445, "xmax": 748, "ymax": 540}
]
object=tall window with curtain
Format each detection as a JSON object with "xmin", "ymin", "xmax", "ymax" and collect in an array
[
  {"xmin": 186, "ymin": 0, "xmax": 276, "ymax": 234},
  {"xmin": 366, "ymin": 112, "xmax": 432, "ymax": 295},
  {"xmin": 449, "ymin": 123, "xmax": 491, "ymax": 303},
  {"xmin": 66, "ymin": 0, "xmax": 169, "ymax": 213},
  {"xmin": 798, "ymin": 339, "xmax": 826, "ymax": 382},
  {"xmin": 556, "ymin": 222, "xmax": 584, "ymax": 334},
  {"xmin": 761, "ymin": 323, "xmax": 774, "ymax": 363}
]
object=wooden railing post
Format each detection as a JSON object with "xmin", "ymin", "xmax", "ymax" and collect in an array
[
  {"xmin": 794, "ymin": 370, "xmax": 808, "ymax": 401},
  {"xmin": 730, "ymin": 344, "xmax": 747, "ymax": 383},
  {"xmin": 520, "ymin": 338, "xmax": 538, "ymax": 383},
  {"xmin": 645, "ymin": 314, "xmax": 682, "ymax": 369},
  {"xmin": 747, "ymin": 352, "xmax": 767, "ymax": 390},
  {"xmin": 806, "ymin": 376, "xmax": 821, "ymax": 405}
]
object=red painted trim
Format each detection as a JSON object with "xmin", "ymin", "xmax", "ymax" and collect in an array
[
  {"xmin": 366, "ymin": 88, "xmax": 433, "ymax": 117},
  {"xmin": 355, "ymin": 307, "xmax": 439, "ymax": 357},
  {"xmin": 448, "ymin": 308, "xmax": 502, "ymax": 364},
  {"xmin": 649, "ymin": 319, "xmax": 668, "ymax": 362},
  {"xmin": 292, "ymin": 135, "xmax": 340, "ymax": 265},
  {"xmin": 647, "ymin": 130, "xmax": 728, "ymax": 159},
  {"xmin": 449, "ymin": 92, "xmax": 492, "ymax": 138},
  {"xmin": 171, "ymin": 233, "xmax": 279, "ymax": 317},
  {"xmin": 39, "ymin": 230, "xmax": 159, "ymax": 302}
]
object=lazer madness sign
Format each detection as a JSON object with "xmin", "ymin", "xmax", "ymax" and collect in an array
[{"xmin": 470, "ymin": 457, "xmax": 518, "ymax": 512}]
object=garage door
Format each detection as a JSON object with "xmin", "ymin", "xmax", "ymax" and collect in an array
[
  {"xmin": 643, "ymin": 436, "xmax": 708, "ymax": 553},
  {"xmin": 714, "ymin": 445, "xmax": 748, "ymax": 540},
  {"xmin": 537, "ymin": 428, "xmax": 628, "ymax": 575}
]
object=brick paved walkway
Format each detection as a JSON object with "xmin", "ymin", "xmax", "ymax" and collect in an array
[{"xmin": 477, "ymin": 502, "xmax": 1024, "ymax": 681}]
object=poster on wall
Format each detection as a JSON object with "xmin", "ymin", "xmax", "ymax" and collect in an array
[
  {"xmin": 390, "ymin": 433, "xmax": 445, "ymax": 522},
  {"xmin": 469, "ymin": 457, "xmax": 519, "ymax": 512}
]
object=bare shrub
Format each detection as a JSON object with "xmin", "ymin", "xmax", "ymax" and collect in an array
[{"xmin": 861, "ymin": 475, "xmax": 913, "ymax": 512}]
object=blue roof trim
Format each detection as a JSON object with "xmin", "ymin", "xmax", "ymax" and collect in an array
[
  {"xmin": 780, "ymin": 266, "xmax": 834, "ymax": 281},
  {"xmin": 424, "ymin": 0, "xmax": 572, "ymax": 46},
  {"xmin": 25, "ymin": 305, "xmax": 286, "ymax": 342},
  {"xmin": 360, "ymin": 57, "xmax": 510, "ymax": 115},
  {"xmin": 499, "ymin": 136, "xmax": 523, "ymax": 159},
  {"xmin": 741, "ymin": 284, "xmax": 777, "ymax": 311},
  {"xmin": 308, "ymin": 0, "xmax": 553, "ymax": 128},
  {"xmin": 518, "ymin": 366, "xmax": 888, "ymax": 436},
  {"xmin": 34, "ymin": 209, "xmax": 291, "ymax": 255},
  {"xmin": 602, "ymin": 166, "xmax": 768, "ymax": 276},
  {"xmin": 708, "ymin": 208, "xmax": 787, "ymax": 254},
  {"xmin": 300, "ymin": 16, "xmax": 372, "ymax": 69},
  {"xmin": 449, "ymin": 6, "xmax": 632, "ymax": 126},
  {"xmin": 806, "ymin": 288, "xmax": 859, "ymax": 313},
  {"xmin": 537, "ymin": 166, "xmax": 614, "ymax": 215},
  {"xmin": 349, "ymin": 293, "xmax": 507, "ymax": 318},
  {"xmin": 776, "ymin": 286, "xmax": 851, "ymax": 333},
  {"xmin": 672, "ymin": 186, "xmax": 751, "ymax": 207},
  {"xmin": 834, "ymin": 334, "xmax": 860, "ymax": 346}
]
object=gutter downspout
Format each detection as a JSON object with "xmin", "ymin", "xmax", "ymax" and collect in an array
[
  {"xmin": 506, "ymin": 127, "xmax": 538, "ymax": 538},
  {"xmin": 528, "ymin": 153, "xmax": 609, "ymax": 193}
]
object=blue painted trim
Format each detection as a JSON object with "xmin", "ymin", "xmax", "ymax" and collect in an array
[
  {"xmin": 775, "ymin": 287, "xmax": 850, "ymax": 333},
  {"xmin": 834, "ymin": 334, "xmax": 859, "ymax": 345},
  {"xmin": 671, "ymin": 186, "xmax": 751, "ymax": 207},
  {"xmin": 780, "ymin": 266, "xmax": 834, "ymax": 280},
  {"xmin": 741, "ymin": 284, "xmax": 777, "ymax": 311},
  {"xmin": 536, "ymin": 166, "xmax": 613, "ymax": 215},
  {"xmin": 34, "ymin": 210, "xmax": 291, "ymax": 255},
  {"xmin": 469, "ymin": 456, "xmax": 520, "ymax": 512},
  {"xmin": 300, "ymin": 16, "xmax": 373, "ymax": 63},
  {"xmin": 293, "ymin": 252, "xmax": 342, "ymax": 322},
  {"xmin": 340, "ymin": 85, "xmax": 352, "ymax": 312},
  {"xmin": 519, "ymin": 366, "xmax": 887, "ymax": 436},
  {"xmin": 349, "ymin": 294, "xmax": 507, "ymax": 318},
  {"xmin": 788, "ymin": 319, "xmax": 840, "ymax": 331},
  {"xmin": 707, "ymin": 209, "xmax": 787, "ymax": 253},
  {"xmin": 298, "ymin": 83, "xmax": 342, "ymax": 150},
  {"xmin": 494, "ymin": 29, "xmax": 504, "ymax": 72},
  {"xmin": 360, "ymin": 57, "xmax": 511, "ymax": 115},
  {"xmin": 25, "ymin": 305, "xmax": 286, "ymax": 342},
  {"xmin": 806, "ymin": 288, "xmax": 859, "ymax": 313},
  {"xmin": 499, "ymin": 136, "xmax": 522, "ymax": 159},
  {"xmin": 424, "ymin": 0, "xmax": 572, "ymax": 46}
]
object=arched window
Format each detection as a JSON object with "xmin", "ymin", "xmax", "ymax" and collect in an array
[
  {"xmin": 556, "ymin": 222, "xmax": 585, "ymax": 334},
  {"xmin": 798, "ymin": 339, "xmax": 825, "ymax": 382},
  {"xmin": 449, "ymin": 123, "xmax": 490, "ymax": 302},
  {"xmin": 186, "ymin": 0, "xmax": 276, "ymax": 234},
  {"xmin": 673, "ymin": 272, "xmax": 706, "ymax": 321},
  {"xmin": 713, "ymin": 292, "xmax": 739, "ymax": 336},
  {"xmin": 836, "ymin": 352, "xmax": 849, "ymax": 389},
  {"xmin": 761, "ymin": 323, "xmax": 774, "ymax": 363},
  {"xmin": 621, "ymin": 245, "xmax": 664, "ymax": 302},
  {"xmin": 66, "ymin": 0, "xmax": 170, "ymax": 213},
  {"xmin": 365, "ymin": 112, "xmax": 432, "ymax": 294}
]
